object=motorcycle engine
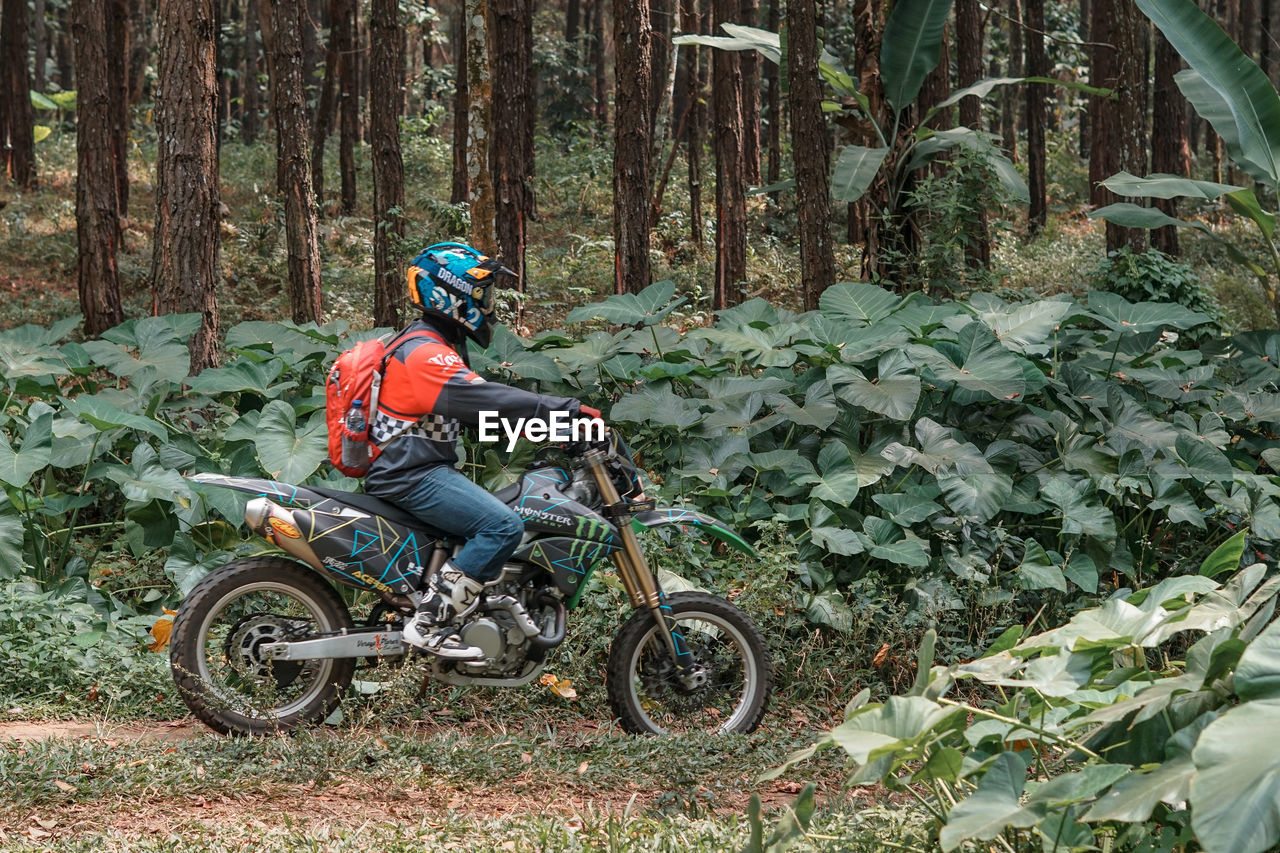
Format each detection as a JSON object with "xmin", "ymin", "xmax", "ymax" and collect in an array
[{"xmin": 456, "ymin": 580, "xmax": 560, "ymax": 677}]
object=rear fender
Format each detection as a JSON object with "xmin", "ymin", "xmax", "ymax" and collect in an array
[{"xmin": 630, "ymin": 507, "xmax": 754, "ymax": 556}]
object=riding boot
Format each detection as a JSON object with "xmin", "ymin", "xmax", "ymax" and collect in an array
[{"xmin": 401, "ymin": 563, "xmax": 485, "ymax": 660}]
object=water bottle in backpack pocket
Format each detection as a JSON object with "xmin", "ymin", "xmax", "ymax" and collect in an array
[{"xmin": 341, "ymin": 399, "xmax": 370, "ymax": 471}]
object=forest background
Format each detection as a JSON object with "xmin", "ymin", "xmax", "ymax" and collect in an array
[{"xmin": 5, "ymin": 0, "xmax": 1280, "ymax": 850}]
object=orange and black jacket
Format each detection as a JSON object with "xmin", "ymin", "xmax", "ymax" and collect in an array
[{"xmin": 363, "ymin": 318, "xmax": 581, "ymax": 499}]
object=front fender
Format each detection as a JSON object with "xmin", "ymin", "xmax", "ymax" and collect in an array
[{"xmin": 630, "ymin": 507, "xmax": 754, "ymax": 556}]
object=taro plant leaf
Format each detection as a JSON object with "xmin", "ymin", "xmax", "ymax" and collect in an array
[
  {"xmin": 818, "ymin": 282, "xmax": 903, "ymax": 325},
  {"xmin": 910, "ymin": 322, "xmax": 1027, "ymax": 400},
  {"xmin": 879, "ymin": 0, "xmax": 956, "ymax": 115},
  {"xmin": 1190, "ymin": 698, "xmax": 1280, "ymax": 853},
  {"xmin": 939, "ymin": 751, "xmax": 1034, "ymax": 852},
  {"xmin": 185, "ymin": 358, "xmax": 289, "ymax": 396},
  {"xmin": 937, "ymin": 470, "xmax": 1013, "ymax": 522},
  {"xmin": 566, "ymin": 280, "xmax": 684, "ymax": 326},
  {"xmin": 253, "ymin": 400, "xmax": 329, "ymax": 483},
  {"xmin": 1174, "ymin": 433, "xmax": 1233, "ymax": 483},
  {"xmin": 828, "ymin": 356, "xmax": 922, "ymax": 422},
  {"xmin": 61, "ymin": 394, "xmax": 169, "ymax": 441},
  {"xmin": 830, "ymin": 145, "xmax": 890, "ymax": 203},
  {"xmin": 830, "ymin": 695, "xmax": 963, "ymax": 764},
  {"xmin": 1083, "ymin": 755, "xmax": 1196, "ymax": 823},
  {"xmin": 692, "ymin": 325, "xmax": 798, "ymax": 368},
  {"xmin": 862, "ymin": 517, "xmax": 930, "ymax": 567},
  {"xmin": 474, "ymin": 326, "xmax": 565, "ymax": 383},
  {"xmin": 883, "ymin": 417, "xmax": 992, "ymax": 476},
  {"xmin": 1233, "ymin": 618, "xmax": 1280, "ymax": 701},
  {"xmin": 973, "ymin": 298, "xmax": 1073, "ymax": 355},
  {"xmin": 0, "ymin": 501, "xmax": 22, "ymax": 579},
  {"xmin": 1041, "ymin": 477, "xmax": 1116, "ymax": 540},
  {"xmin": 1101, "ymin": 170, "xmax": 1244, "ymax": 199},
  {"xmin": 0, "ymin": 413, "xmax": 52, "ymax": 488},
  {"xmin": 1088, "ymin": 202, "xmax": 1217, "ymax": 237},
  {"xmin": 1087, "ymin": 290, "xmax": 1213, "ymax": 333},
  {"xmin": 1137, "ymin": 0, "xmax": 1280, "ymax": 186},
  {"xmin": 805, "ymin": 587, "xmax": 856, "ymax": 630},
  {"xmin": 81, "ymin": 333, "xmax": 190, "ymax": 385},
  {"xmin": 611, "ymin": 385, "xmax": 704, "ymax": 430},
  {"xmin": 872, "ymin": 493, "xmax": 944, "ymax": 525},
  {"xmin": 798, "ymin": 462, "xmax": 862, "ymax": 507},
  {"xmin": 1017, "ymin": 540, "xmax": 1068, "ymax": 592},
  {"xmin": 1199, "ymin": 528, "xmax": 1248, "ymax": 578}
]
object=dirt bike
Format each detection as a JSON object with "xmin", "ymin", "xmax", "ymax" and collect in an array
[{"xmin": 171, "ymin": 432, "xmax": 773, "ymax": 736}]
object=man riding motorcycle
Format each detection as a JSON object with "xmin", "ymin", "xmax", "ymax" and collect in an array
[{"xmin": 364, "ymin": 242, "xmax": 606, "ymax": 660}]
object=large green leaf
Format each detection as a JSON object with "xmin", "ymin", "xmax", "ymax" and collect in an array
[
  {"xmin": 61, "ymin": 394, "xmax": 169, "ymax": 441},
  {"xmin": 1088, "ymin": 202, "xmax": 1217, "ymax": 236},
  {"xmin": 971, "ymin": 296, "xmax": 1073, "ymax": 356},
  {"xmin": 672, "ymin": 23, "xmax": 781, "ymax": 64},
  {"xmin": 1137, "ymin": 0, "xmax": 1280, "ymax": 186},
  {"xmin": 1087, "ymin": 290, "xmax": 1213, "ymax": 333},
  {"xmin": 1101, "ymin": 170, "xmax": 1244, "ymax": 199},
  {"xmin": 1017, "ymin": 541, "xmax": 1067, "ymax": 592},
  {"xmin": 940, "ymin": 752, "xmax": 1033, "ymax": 852},
  {"xmin": 0, "ymin": 504, "xmax": 23, "ymax": 579},
  {"xmin": 1235, "ymin": 619, "xmax": 1280, "ymax": 701},
  {"xmin": 1083, "ymin": 756, "xmax": 1196, "ymax": 823},
  {"xmin": 1041, "ymin": 477, "xmax": 1116, "ymax": 540},
  {"xmin": 566, "ymin": 280, "xmax": 685, "ymax": 326},
  {"xmin": 938, "ymin": 470, "xmax": 1012, "ymax": 522},
  {"xmin": 828, "ymin": 355, "xmax": 921, "ymax": 421},
  {"xmin": 880, "ymin": 0, "xmax": 956, "ymax": 115},
  {"xmin": 909, "ymin": 322, "xmax": 1027, "ymax": 401},
  {"xmin": 1199, "ymin": 528, "xmax": 1248, "ymax": 579},
  {"xmin": 818, "ymin": 282, "xmax": 903, "ymax": 326},
  {"xmin": 253, "ymin": 400, "xmax": 329, "ymax": 482},
  {"xmin": 0, "ymin": 413, "xmax": 52, "ymax": 488},
  {"xmin": 1190, "ymin": 698, "xmax": 1280, "ymax": 853},
  {"xmin": 1225, "ymin": 188, "xmax": 1278, "ymax": 239},
  {"xmin": 830, "ymin": 695, "xmax": 963, "ymax": 764},
  {"xmin": 830, "ymin": 145, "xmax": 889, "ymax": 203},
  {"xmin": 1174, "ymin": 70, "xmax": 1272, "ymax": 185}
]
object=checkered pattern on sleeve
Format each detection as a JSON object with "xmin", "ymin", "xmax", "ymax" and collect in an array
[{"xmin": 370, "ymin": 409, "xmax": 459, "ymax": 446}]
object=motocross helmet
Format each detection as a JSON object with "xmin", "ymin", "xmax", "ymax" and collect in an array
[{"xmin": 406, "ymin": 242, "xmax": 513, "ymax": 347}]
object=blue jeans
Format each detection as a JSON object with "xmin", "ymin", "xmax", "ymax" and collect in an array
[{"xmin": 392, "ymin": 464, "xmax": 525, "ymax": 581}]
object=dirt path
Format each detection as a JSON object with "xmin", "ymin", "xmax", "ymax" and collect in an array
[
  {"xmin": 0, "ymin": 719, "xmax": 203, "ymax": 744},
  {"xmin": 0, "ymin": 718, "xmax": 848, "ymax": 845}
]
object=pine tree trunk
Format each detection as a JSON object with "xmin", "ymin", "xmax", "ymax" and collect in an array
[
  {"xmin": 466, "ymin": 0, "xmax": 496, "ymax": 251},
  {"xmin": 243, "ymin": 11, "xmax": 260, "ymax": 144},
  {"xmin": 956, "ymin": 0, "xmax": 990, "ymax": 266},
  {"xmin": 789, "ymin": 0, "xmax": 833, "ymax": 311},
  {"xmin": 1079, "ymin": 0, "xmax": 1090, "ymax": 156},
  {"xmin": 613, "ymin": 0, "xmax": 652, "ymax": 294},
  {"xmin": 258, "ymin": 0, "xmax": 324, "ymax": 323},
  {"xmin": 107, "ymin": 0, "xmax": 129, "ymax": 227},
  {"xmin": 711, "ymin": 0, "xmax": 745, "ymax": 307},
  {"xmin": 128, "ymin": 0, "xmax": 148, "ymax": 105},
  {"xmin": 371, "ymin": 0, "xmax": 405, "ymax": 327},
  {"xmin": 1151, "ymin": 30, "xmax": 1189, "ymax": 256},
  {"xmin": 851, "ymin": 0, "xmax": 886, "ymax": 275},
  {"xmin": 72, "ymin": 0, "xmax": 124, "ymax": 337},
  {"xmin": 337, "ymin": 0, "xmax": 358, "ymax": 213},
  {"xmin": 681, "ymin": 0, "xmax": 703, "ymax": 243},
  {"xmin": 450, "ymin": 5, "xmax": 469, "ymax": 203},
  {"xmin": 1025, "ymin": 0, "xmax": 1047, "ymax": 234},
  {"xmin": 491, "ymin": 0, "xmax": 533, "ymax": 286},
  {"xmin": 592, "ymin": 0, "xmax": 608, "ymax": 127},
  {"xmin": 1093, "ymin": 0, "xmax": 1147, "ymax": 253},
  {"xmin": 2, "ymin": 0, "xmax": 37, "ymax": 188},
  {"xmin": 312, "ymin": 0, "xmax": 339, "ymax": 209},
  {"xmin": 33, "ymin": 0, "xmax": 46, "ymax": 93},
  {"xmin": 763, "ymin": 0, "xmax": 780, "ymax": 202},
  {"xmin": 153, "ymin": 0, "xmax": 221, "ymax": 369},
  {"xmin": 55, "ymin": 4, "xmax": 74, "ymax": 91},
  {"xmin": 1001, "ymin": 0, "xmax": 1021, "ymax": 163},
  {"xmin": 739, "ymin": 0, "xmax": 761, "ymax": 185},
  {"xmin": 649, "ymin": 0, "xmax": 670, "ymax": 147}
]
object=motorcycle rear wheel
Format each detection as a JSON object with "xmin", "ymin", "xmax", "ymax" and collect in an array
[
  {"xmin": 606, "ymin": 592, "xmax": 772, "ymax": 735},
  {"xmin": 170, "ymin": 556, "xmax": 356, "ymax": 735}
]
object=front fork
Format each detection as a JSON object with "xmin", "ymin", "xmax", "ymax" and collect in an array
[{"xmin": 581, "ymin": 448, "xmax": 699, "ymax": 680}]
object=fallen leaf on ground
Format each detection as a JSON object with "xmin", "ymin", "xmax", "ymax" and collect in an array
[{"xmin": 53, "ymin": 779, "xmax": 76, "ymax": 793}]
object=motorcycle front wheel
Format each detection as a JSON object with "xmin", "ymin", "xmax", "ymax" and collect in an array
[
  {"xmin": 170, "ymin": 556, "xmax": 356, "ymax": 735},
  {"xmin": 606, "ymin": 592, "xmax": 773, "ymax": 735}
]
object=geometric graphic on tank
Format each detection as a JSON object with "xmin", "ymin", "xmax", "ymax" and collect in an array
[
  {"xmin": 513, "ymin": 535, "xmax": 617, "ymax": 599},
  {"xmin": 297, "ymin": 509, "xmax": 430, "ymax": 593}
]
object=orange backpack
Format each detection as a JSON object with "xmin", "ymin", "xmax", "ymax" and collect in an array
[{"xmin": 325, "ymin": 328, "xmax": 439, "ymax": 476}]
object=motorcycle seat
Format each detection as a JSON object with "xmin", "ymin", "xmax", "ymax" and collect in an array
[{"xmin": 309, "ymin": 486, "xmax": 448, "ymax": 538}]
